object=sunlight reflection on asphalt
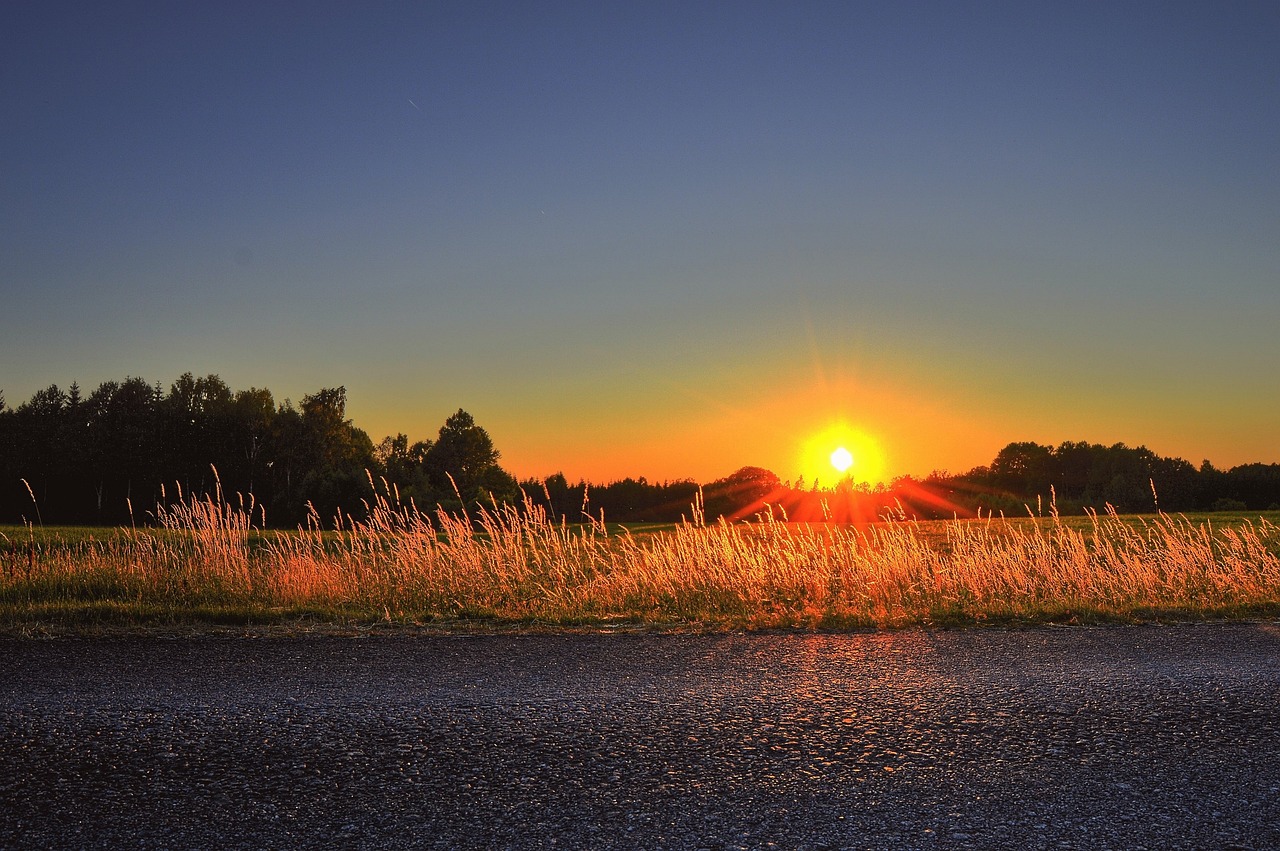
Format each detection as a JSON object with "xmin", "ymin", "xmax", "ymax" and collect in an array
[{"xmin": 2, "ymin": 625, "xmax": 1279, "ymax": 849}]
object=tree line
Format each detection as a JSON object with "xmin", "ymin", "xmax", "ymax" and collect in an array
[
  {"xmin": 2, "ymin": 375, "xmax": 1277, "ymax": 526},
  {"xmin": 0, "ymin": 374, "xmax": 515, "ymax": 527}
]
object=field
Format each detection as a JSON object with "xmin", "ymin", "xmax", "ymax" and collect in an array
[{"xmin": 2, "ymin": 488, "xmax": 1279, "ymax": 634}]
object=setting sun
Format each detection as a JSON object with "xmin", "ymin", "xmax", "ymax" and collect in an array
[{"xmin": 798, "ymin": 424, "xmax": 887, "ymax": 487}]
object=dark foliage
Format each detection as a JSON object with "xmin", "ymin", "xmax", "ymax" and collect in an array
[{"xmin": 0, "ymin": 375, "xmax": 510, "ymax": 527}]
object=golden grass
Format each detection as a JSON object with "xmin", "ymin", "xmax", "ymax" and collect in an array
[{"xmin": 3, "ymin": 481, "xmax": 1279, "ymax": 631}]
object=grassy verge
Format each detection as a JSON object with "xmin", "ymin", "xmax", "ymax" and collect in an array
[{"xmin": 3, "ymin": 495, "xmax": 1279, "ymax": 635}]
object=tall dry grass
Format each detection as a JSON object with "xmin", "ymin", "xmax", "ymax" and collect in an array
[{"xmin": 3, "ymin": 478, "xmax": 1279, "ymax": 629}]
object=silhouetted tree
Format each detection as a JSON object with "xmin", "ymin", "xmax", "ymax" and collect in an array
[
  {"xmin": 424, "ymin": 409, "xmax": 517, "ymax": 510},
  {"xmin": 527, "ymin": 472, "xmax": 587, "ymax": 521},
  {"xmin": 294, "ymin": 387, "xmax": 376, "ymax": 524},
  {"xmin": 230, "ymin": 387, "xmax": 277, "ymax": 496},
  {"xmin": 704, "ymin": 466, "xmax": 783, "ymax": 519},
  {"xmin": 1198, "ymin": 460, "xmax": 1229, "ymax": 508},
  {"xmin": 376, "ymin": 432, "xmax": 434, "ymax": 508},
  {"xmin": 9, "ymin": 385, "xmax": 69, "ymax": 517},
  {"xmin": 81, "ymin": 377, "xmax": 162, "ymax": 521},
  {"xmin": 990, "ymin": 442, "xmax": 1055, "ymax": 498},
  {"xmin": 1225, "ymin": 464, "xmax": 1280, "ymax": 510},
  {"xmin": 157, "ymin": 373, "xmax": 237, "ymax": 498}
]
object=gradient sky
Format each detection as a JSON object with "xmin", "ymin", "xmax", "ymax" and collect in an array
[{"xmin": 3, "ymin": 2, "xmax": 1278, "ymax": 485}]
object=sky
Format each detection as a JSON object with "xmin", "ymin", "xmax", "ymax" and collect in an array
[{"xmin": 3, "ymin": 1, "xmax": 1278, "ymax": 486}]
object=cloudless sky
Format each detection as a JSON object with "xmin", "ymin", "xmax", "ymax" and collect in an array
[{"xmin": 3, "ymin": 1, "xmax": 1278, "ymax": 485}]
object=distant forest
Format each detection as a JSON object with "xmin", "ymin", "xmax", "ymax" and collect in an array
[{"xmin": 2, "ymin": 374, "xmax": 1278, "ymax": 527}]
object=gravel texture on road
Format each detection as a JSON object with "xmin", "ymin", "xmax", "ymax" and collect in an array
[{"xmin": 1, "ymin": 624, "xmax": 1279, "ymax": 849}]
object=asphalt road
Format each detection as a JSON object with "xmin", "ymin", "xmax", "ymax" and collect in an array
[{"xmin": 2, "ymin": 625, "xmax": 1279, "ymax": 850}]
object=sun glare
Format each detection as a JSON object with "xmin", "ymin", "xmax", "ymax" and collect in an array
[{"xmin": 799, "ymin": 424, "xmax": 886, "ymax": 487}]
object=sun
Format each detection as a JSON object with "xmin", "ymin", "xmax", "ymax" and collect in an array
[{"xmin": 798, "ymin": 424, "xmax": 886, "ymax": 487}]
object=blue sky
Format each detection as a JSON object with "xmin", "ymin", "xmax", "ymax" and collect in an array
[{"xmin": 3, "ymin": 2, "xmax": 1278, "ymax": 483}]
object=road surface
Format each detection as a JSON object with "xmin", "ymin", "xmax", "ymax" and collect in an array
[{"xmin": 2, "ymin": 625, "xmax": 1279, "ymax": 849}]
